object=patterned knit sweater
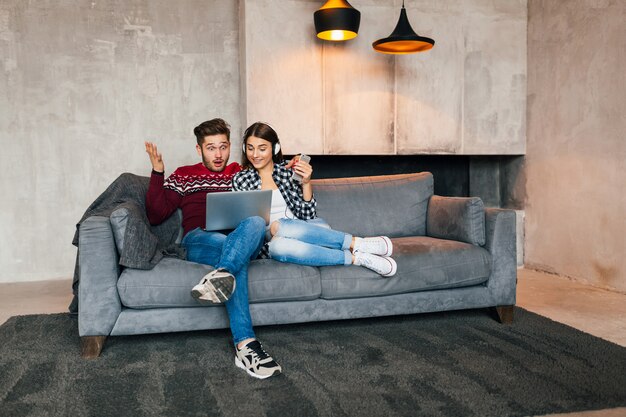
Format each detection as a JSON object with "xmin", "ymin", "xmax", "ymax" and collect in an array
[{"xmin": 146, "ymin": 162, "xmax": 241, "ymax": 236}]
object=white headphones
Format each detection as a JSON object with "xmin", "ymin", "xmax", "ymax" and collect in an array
[{"xmin": 242, "ymin": 141, "xmax": 281, "ymax": 155}]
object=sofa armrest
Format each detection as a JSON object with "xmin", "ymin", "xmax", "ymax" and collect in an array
[
  {"xmin": 484, "ymin": 208, "xmax": 517, "ymax": 305},
  {"xmin": 78, "ymin": 216, "xmax": 122, "ymax": 337},
  {"xmin": 426, "ymin": 196, "xmax": 485, "ymax": 245}
]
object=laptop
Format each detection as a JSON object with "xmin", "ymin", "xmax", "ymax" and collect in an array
[{"xmin": 204, "ymin": 190, "xmax": 272, "ymax": 231}]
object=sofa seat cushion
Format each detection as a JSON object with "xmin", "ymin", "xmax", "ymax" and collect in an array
[
  {"xmin": 117, "ymin": 258, "xmax": 321, "ymax": 308},
  {"xmin": 319, "ymin": 236, "xmax": 491, "ymax": 300},
  {"xmin": 247, "ymin": 259, "xmax": 321, "ymax": 303}
]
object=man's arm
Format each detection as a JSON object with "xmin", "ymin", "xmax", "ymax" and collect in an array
[{"xmin": 144, "ymin": 142, "xmax": 181, "ymax": 225}]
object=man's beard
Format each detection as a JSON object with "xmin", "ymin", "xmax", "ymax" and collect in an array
[{"xmin": 202, "ymin": 155, "xmax": 226, "ymax": 172}]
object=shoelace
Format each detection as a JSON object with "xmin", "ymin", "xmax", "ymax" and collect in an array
[
  {"xmin": 358, "ymin": 253, "xmax": 373, "ymax": 267},
  {"xmin": 247, "ymin": 342, "xmax": 270, "ymax": 360}
]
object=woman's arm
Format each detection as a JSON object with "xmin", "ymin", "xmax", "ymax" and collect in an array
[
  {"xmin": 302, "ymin": 182, "xmax": 313, "ymax": 202},
  {"xmin": 232, "ymin": 171, "xmax": 256, "ymax": 191},
  {"xmin": 293, "ymin": 158, "xmax": 314, "ymax": 202}
]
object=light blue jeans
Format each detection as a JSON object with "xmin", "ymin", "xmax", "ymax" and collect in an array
[
  {"xmin": 181, "ymin": 216, "xmax": 266, "ymax": 345},
  {"xmin": 268, "ymin": 218, "xmax": 353, "ymax": 266}
]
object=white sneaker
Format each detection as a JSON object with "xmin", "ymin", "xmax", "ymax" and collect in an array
[
  {"xmin": 353, "ymin": 236, "xmax": 393, "ymax": 257},
  {"xmin": 354, "ymin": 252, "xmax": 397, "ymax": 277},
  {"xmin": 235, "ymin": 340, "xmax": 282, "ymax": 379},
  {"xmin": 191, "ymin": 268, "xmax": 235, "ymax": 304}
]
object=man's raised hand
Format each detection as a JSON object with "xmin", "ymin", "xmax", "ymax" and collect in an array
[{"xmin": 145, "ymin": 141, "xmax": 165, "ymax": 173}]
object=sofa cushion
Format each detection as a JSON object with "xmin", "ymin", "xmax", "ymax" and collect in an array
[
  {"xmin": 312, "ymin": 172, "xmax": 433, "ymax": 238},
  {"xmin": 319, "ymin": 236, "xmax": 491, "ymax": 300},
  {"xmin": 118, "ymin": 258, "xmax": 321, "ymax": 308},
  {"xmin": 247, "ymin": 259, "xmax": 322, "ymax": 303},
  {"xmin": 427, "ymin": 196, "xmax": 486, "ymax": 246}
]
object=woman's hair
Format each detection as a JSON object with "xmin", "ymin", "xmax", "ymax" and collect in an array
[
  {"xmin": 241, "ymin": 122, "xmax": 284, "ymax": 170},
  {"xmin": 193, "ymin": 118, "xmax": 230, "ymax": 146}
]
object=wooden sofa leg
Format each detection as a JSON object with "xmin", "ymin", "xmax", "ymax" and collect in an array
[
  {"xmin": 494, "ymin": 305, "xmax": 514, "ymax": 324},
  {"xmin": 81, "ymin": 336, "xmax": 107, "ymax": 359}
]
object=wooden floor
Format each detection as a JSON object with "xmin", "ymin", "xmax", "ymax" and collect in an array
[{"xmin": 1, "ymin": 268, "xmax": 625, "ymax": 416}]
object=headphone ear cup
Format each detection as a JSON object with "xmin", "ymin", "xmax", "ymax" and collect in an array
[{"xmin": 274, "ymin": 143, "xmax": 281, "ymax": 155}]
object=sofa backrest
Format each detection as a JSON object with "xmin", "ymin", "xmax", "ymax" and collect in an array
[{"xmin": 311, "ymin": 172, "xmax": 433, "ymax": 238}]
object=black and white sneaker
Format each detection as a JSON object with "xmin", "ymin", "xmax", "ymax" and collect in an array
[
  {"xmin": 235, "ymin": 340, "xmax": 282, "ymax": 379},
  {"xmin": 191, "ymin": 268, "xmax": 235, "ymax": 304}
]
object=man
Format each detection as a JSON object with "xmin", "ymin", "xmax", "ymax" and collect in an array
[{"xmin": 145, "ymin": 118, "xmax": 281, "ymax": 379}]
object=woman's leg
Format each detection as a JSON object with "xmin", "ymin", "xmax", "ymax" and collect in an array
[
  {"xmin": 273, "ymin": 218, "xmax": 352, "ymax": 250},
  {"xmin": 268, "ymin": 236, "xmax": 352, "ymax": 267},
  {"xmin": 306, "ymin": 218, "xmax": 394, "ymax": 257},
  {"xmin": 305, "ymin": 218, "xmax": 332, "ymax": 229}
]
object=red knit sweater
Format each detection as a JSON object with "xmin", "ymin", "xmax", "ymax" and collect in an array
[{"xmin": 146, "ymin": 162, "xmax": 241, "ymax": 236}]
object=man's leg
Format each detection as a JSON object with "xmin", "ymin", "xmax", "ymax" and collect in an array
[
  {"xmin": 218, "ymin": 216, "xmax": 267, "ymax": 344},
  {"xmin": 219, "ymin": 217, "xmax": 282, "ymax": 379},
  {"xmin": 182, "ymin": 228, "xmax": 235, "ymax": 302},
  {"xmin": 189, "ymin": 216, "xmax": 266, "ymax": 334},
  {"xmin": 182, "ymin": 227, "xmax": 226, "ymax": 266},
  {"xmin": 215, "ymin": 216, "xmax": 267, "ymax": 273},
  {"xmin": 183, "ymin": 220, "xmax": 280, "ymax": 379},
  {"xmin": 224, "ymin": 267, "xmax": 255, "ymax": 345},
  {"xmin": 182, "ymin": 226, "xmax": 256, "ymax": 339}
]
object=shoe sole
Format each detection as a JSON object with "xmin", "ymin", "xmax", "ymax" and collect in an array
[
  {"xmin": 235, "ymin": 357, "xmax": 281, "ymax": 380},
  {"xmin": 191, "ymin": 274, "xmax": 236, "ymax": 303}
]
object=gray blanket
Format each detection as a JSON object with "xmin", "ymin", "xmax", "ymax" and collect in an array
[{"xmin": 70, "ymin": 173, "xmax": 185, "ymax": 313}]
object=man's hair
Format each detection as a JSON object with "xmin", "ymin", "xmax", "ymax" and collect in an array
[
  {"xmin": 194, "ymin": 118, "xmax": 230, "ymax": 146},
  {"xmin": 241, "ymin": 122, "xmax": 284, "ymax": 170}
]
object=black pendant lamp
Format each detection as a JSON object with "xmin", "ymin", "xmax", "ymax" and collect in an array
[
  {"xmin": 373, "ymin": 1, "xmax": 434, "ymax": 54},
  {"xmin": 314, "ymin": 0, "xmax": 361, "ymax": 42}
]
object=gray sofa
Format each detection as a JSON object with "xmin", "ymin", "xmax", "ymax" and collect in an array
[{"xmin": 78, "ymin": 172, "xmax": 517, "ymax": 358}]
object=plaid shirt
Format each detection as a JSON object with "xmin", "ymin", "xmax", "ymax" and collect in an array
[
  {"xmin": 232, "ymin": 161, "xmax": 317, "ymax": 258},
  {"xmin": 232, "ymin": 161, "xmax": 317, "ymax": 220}
]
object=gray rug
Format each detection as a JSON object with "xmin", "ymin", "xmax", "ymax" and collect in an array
[{"xmin": 1, "ymin": 308, "xmax": 625, "ymax": 417}]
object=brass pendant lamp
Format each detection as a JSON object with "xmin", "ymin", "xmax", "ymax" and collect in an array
[
  {"xmin": 314, "ymin": 0, "xmax": 361, "ymax": 41},
  {"xmin": 373, "ymin": 1, "xmax": 434, "ymax": 54}
]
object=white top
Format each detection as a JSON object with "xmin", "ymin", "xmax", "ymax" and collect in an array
[{"xmin": 270, "ymin": 189, "xmax": 295, "ymax": 224}]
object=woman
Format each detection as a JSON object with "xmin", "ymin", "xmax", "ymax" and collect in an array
[{"xmin": 232, "ymin": 122, "xmax": 397, "ymax": 277}]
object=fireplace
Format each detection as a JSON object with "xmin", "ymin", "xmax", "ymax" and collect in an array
[{"xmin": 289, "ymin": 155, "xmax": 525, "ymax": 210}]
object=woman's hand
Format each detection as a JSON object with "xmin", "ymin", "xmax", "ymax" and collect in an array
[
  {"xmin": 293, "ymin": 157, "xmax": 313, "ymax": 184},
  {"xmin": 145, "ymin": 141, "xmax": 165, "ymax": 173}
]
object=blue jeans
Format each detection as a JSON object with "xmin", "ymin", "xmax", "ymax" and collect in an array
[
  {"xmin": 181, "ymin": 216, "xmax": 266, "ymax": 345},
  {"xmin": 268, "ymin": 218, "xmax": 353, "ymax": 266}
]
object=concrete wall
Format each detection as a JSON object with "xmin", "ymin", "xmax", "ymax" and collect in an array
[
  {"xmin": 526, "ymin": 1, "xmax": 626, "ymax": 291},
  {"xmin": 243, "ymin": 0, "xmax": 527, "ymax": 155},
  {"xmin": 1, "ymin": 0, "xmax": 528, "ymax": 283},
  {"xmin": 0, "ymin": 0, "xmax": 241, "ymax": 282}
]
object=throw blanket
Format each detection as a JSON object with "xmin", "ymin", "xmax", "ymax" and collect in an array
[{"xmin": 69, "ymin": 173, "xmax": 185, "ymax": 313}]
